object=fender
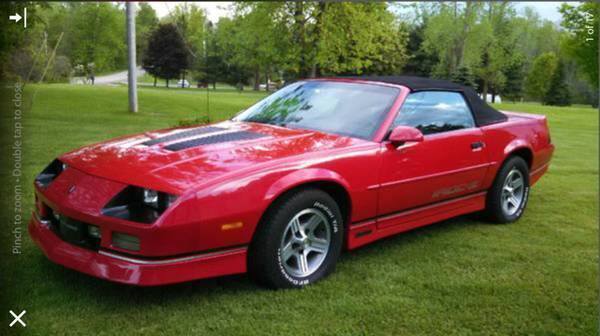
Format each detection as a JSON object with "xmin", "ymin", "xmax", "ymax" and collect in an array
[
  {"xmin": 264, "ymin": 168, "xmax": 352, "ymax": 205},
  {"xmin": 504, "ymin": 139, "xmax": 533, "ymax": 159},
  {"xmin": 481, "ymin": 139, "xmax": 533, "ymax": 189}
]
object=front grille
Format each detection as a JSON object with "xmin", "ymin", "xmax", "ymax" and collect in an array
[
  {"xmin": 164, "ymin": 131, "xmax": 266, "ymax": 151},
  {"xmin": 43, "ymin": 208, "xmax": 101, "ymax": 251}
]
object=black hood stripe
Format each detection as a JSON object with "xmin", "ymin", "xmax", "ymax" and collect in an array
[
  {"xmin": 142, "ymin": 126, "xmax": 224, "ymax": 146},
  {"xmin": 164, "ymin": 131, "xmax": 266, "ymax": 151}
]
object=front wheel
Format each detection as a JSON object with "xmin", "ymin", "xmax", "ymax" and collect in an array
[
  {"xmin": 485, "ymin": 156, "xmax": 530, "ymax": 223},
  {"xmin": 248, "ymin": 189, "xmax": 344, "ymax": 289}
]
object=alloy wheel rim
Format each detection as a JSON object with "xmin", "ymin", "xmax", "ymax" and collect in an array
[
  {"xmin": 501, "ymin": 169, "xmax": 525, "ymax": 216},
  {"xmin": 279, "ymin": 208, "xmax": 331, "ymax": 278}
]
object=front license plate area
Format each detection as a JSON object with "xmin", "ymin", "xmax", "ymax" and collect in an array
[{"xmin": 58, "ymin": 216, "xmax": 87, "ymax": 246}]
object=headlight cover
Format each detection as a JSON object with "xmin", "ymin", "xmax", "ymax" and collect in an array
[
  {"xmin": 35, "ymin": 159, "xmax": 67, "ymax": 188},
  {"xmin": 102, "ymin": 186, "xmax": 178, "ymax": 224}
]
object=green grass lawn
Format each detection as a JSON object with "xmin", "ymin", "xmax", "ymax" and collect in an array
[{"xmin": 1, "ymin": 85, "xmax": 597, "ymax": 335}]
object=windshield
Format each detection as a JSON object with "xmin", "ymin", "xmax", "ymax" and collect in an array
[{"xmin": 234, "ymin": 81, "xmax": 399, "ymax": 140}]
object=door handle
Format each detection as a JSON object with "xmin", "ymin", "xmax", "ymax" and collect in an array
[{"xmin": 471, "ymin": 141, "xmax": 484, "ymax": 150}]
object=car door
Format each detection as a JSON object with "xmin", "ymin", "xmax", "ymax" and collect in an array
[{"xmin": 377, "ymin": 91, "xmax": 489, "ymax": 227}]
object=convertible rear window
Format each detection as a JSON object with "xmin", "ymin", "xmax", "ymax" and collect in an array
[{"xmin": 234, "ymin": 81, "xmax": 399, "ymax": 140}]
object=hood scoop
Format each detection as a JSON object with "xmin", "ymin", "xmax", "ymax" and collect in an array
[
  {"xmin": 164, "ymin": 130, "xmax": 267, "ymax": 151},
  {"xmin": 142, "ymin": 126, "xmax": 225, "ymax": 146}
]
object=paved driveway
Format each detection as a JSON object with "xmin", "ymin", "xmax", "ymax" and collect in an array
[{"xmin": 93, "ymin": 67, "xmax": 145, "ymax": 84}]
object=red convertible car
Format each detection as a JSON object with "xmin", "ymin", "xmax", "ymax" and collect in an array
[{"xmin": 29, "ymin": 76, "xmax": 554, "ymax": 288}]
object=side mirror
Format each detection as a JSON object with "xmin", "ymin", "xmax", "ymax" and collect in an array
[{"xmin": 388, "ymin": 126, "xmax": 424, "ymax": 147}]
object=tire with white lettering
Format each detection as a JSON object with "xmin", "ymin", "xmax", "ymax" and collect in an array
[
  {"xmin": 485, "ymin": 156, "xmax": 530, "ymax": 223},
  {"xmin": 248, "ymin": 188, "xmax": 344, "ymax": 289}
]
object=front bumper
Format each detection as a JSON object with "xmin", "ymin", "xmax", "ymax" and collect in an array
[{"xmin": 29, "ymin": 214, "xmax": 247, "ymax": 286}]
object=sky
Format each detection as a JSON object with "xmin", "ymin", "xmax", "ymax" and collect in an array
[
  {"xmin": 513, "ymin": 1, "xmax": 581, "ymax": 22},
  {"xmin": 149, "ymin": 2, "xmax": 232, "ymax": 22},
  {"xmin": 148, "ymin": 1, "xmax": 580, "ymax": 24}
]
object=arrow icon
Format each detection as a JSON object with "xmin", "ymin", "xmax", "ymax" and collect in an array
[{"xmin": 9, "ymin": 13, "xmax": 22, "ymax": 23}]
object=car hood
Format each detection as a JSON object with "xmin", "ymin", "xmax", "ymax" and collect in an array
[{"xmin": 60, "ymin": 121, "xmax": 367, "ymax": 194}]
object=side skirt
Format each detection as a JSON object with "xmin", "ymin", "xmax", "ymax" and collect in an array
[{"xmin": 347, "ymin": 192, "xmax": 487, "ymax": 250}]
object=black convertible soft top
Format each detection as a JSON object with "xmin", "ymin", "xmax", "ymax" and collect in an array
[{"xmin": 347, "ymin": 75, "xmax": 508, "ymax": 127}]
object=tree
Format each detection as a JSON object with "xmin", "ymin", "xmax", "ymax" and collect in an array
[
  {"xmin": 315, "ymin": 2, "xmax": 409, "ymax": 75},
  {"xmin": 422, "ymin": 2, "xmax": 483, "ymax": 78},
  {"xmin": 511, "ymin": 7, "xmax": 562, "ymax": 76},
  {"xmin": 475, "ymin": 44, "xmax": 506, "ymax": 100},
  {"xmin": 543, "ymin": 60, "xmax": 571, "ymax": 106},
  {"xmin": 288, "ymin": 1, "xmax": 313, "ymax": 78},
  {"xmin": 472, "ymin": 2, "xmax": 518, "ymax": 100},
  {"xmin": 3, "ymin": 2, "xmax": 133, "ymax": 80},
  {"xmin": 199, "ymin": 21, "xmax": 255, "ymax": 90},
  {"xmin": 563, "ymin": 59, "xmax": 598, "ymax": 107},
  {"xmin": 451, "ymin": 65, "xmax": 477, "ymax": 89},
  {"xmin": 198, "ymin": 22, "xmax": 219, "ymax": 88},
  {"xmin": 228, "ymin": 3, "xmax": 285, "ymax": 90},
  {"xmin": 67, "ymin": 3, "xmax": 126, "ymax": 73},
  {"xmin": 167, "ymin": 3, "xmax": 208, "ymax": 86},
  {"xmin": 524, "ymin": 52, "xmax": 557, "ymax": 101},
  {"xmin": 0, "ymin": 1, "xmax": 41, "ymax": 80},
  {"xmin": 221, "ymin": 1, "xmax": 410, "ymax": 86},
  {"xmin": 210, "ymin": 17, "xmax": 253, "ymax": 87},
  {"xmin": 142, "ymin": 23, "xmax": 190, "ymax": 88},
  {"xmin": 136, "ymin": 3, "xmax": 158, "ymax": 64},
  {"xmin": 420, "ymin": 2, "xmax": 533, "ymax": 102},
  {"xmin": 501, "ymin": 56, "xmax": 525, "ymax": 102},
  {"xmin": 559, "ymin": 2, "xmax": 599, "ymax": 89},
  {"xmin": 403, "ymin": 21, "xmax": 438, "ymax": 76}
]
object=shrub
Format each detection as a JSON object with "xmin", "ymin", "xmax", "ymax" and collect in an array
[
  {"xmin": 49, "ymin": 56, "xmax": 72, "ymax": 83},
  {"xmin": 174, "ymin": 116, "xmax": 211, "ymax": 127}
]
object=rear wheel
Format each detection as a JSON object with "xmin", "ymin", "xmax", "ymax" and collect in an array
[
  {"xmin": 248, "ymin": 188, "xmax": 344, "ymax": 289},
  {"xmin": 485, "ymin": 156, "xmax": 530, "ymax": 223}
]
